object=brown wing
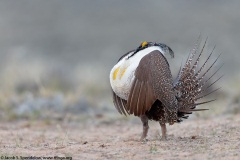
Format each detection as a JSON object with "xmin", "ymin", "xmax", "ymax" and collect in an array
[
  {"xmin": 125, "ymin": 50, "xmax": 177, "ymax": 116},
  {"xmin": 112, "ymin": 90, "xmax": 128, "ymax": 116}
]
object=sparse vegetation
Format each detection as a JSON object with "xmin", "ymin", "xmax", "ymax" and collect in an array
[
  {"xmin": 0, "ymin": 1, "xmax": 239, "ymax": 159},
  {"xmin": 0, "ymin": 115, "xmax": 239, "ymax": 159}
]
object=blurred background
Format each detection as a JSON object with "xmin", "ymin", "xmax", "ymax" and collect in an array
[{"xmin": 0, "ymin": 0, "xmax": 239, "ymax": 123}]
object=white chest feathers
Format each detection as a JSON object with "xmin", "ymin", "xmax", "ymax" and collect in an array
[{"xmin": 110, "ymin": 46, "xmax": 164, "ymax": 100}]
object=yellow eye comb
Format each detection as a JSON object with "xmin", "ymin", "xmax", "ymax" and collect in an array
[{"xmin": 141, "ymin": 41, "xmax": 148, "ymax": 48}]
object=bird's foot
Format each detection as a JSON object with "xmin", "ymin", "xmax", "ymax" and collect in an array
[
  {"xmin": 160, "ymin": 136, "xmax": 167, "ymax": 141},
  {"xmin": 140, "ymin": 136, "xmax": 148, "ymax": 143},
  {"xmin": 159, "ymin": 123, "xmax": 167, "ymax": 141}
]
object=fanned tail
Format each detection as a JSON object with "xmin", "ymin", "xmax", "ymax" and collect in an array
[{"xmin": 174, "ymin": 38, "xmax": 222, "ymax": 122}]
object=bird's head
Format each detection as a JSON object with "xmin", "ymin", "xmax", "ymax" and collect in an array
[
  {"xmin": 117, "ymin": 41, "xmax": 174, "ymax": 62},
  {"xmin": 126, "ymin": 41, "xmax": 174, "ymax": 60}
]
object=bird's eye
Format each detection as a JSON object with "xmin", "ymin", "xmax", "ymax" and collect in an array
[{"xmin": 141, "ymin": 41, "xmax": 148, "ymax": 48}]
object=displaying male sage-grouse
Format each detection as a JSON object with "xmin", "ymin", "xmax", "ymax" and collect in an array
[{"xmin": 110, "ymin": 38, "xmax": 222, "ymax": 141}]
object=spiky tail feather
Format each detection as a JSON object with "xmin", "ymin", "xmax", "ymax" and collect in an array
[{"xmin": 174, "ymin": 37, "xmax": 223, "ymax": 122}]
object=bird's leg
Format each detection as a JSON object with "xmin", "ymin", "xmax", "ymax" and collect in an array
[
  {"xmin": 140, "ymin": 115, "xmax": 149, "ymax": 141},
  {"xmin": 159, "ymin": 123, "xmax": 167, "ymax": 140}
]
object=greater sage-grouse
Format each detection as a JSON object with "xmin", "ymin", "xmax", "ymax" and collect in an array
[{"xmin": 110, "ymin": 38, "xmax": 222, "ymax": 141}]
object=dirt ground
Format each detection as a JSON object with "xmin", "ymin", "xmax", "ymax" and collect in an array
[{"xmin": 0, "ymin": 114, "xmax": 239, "ymax": 160}]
